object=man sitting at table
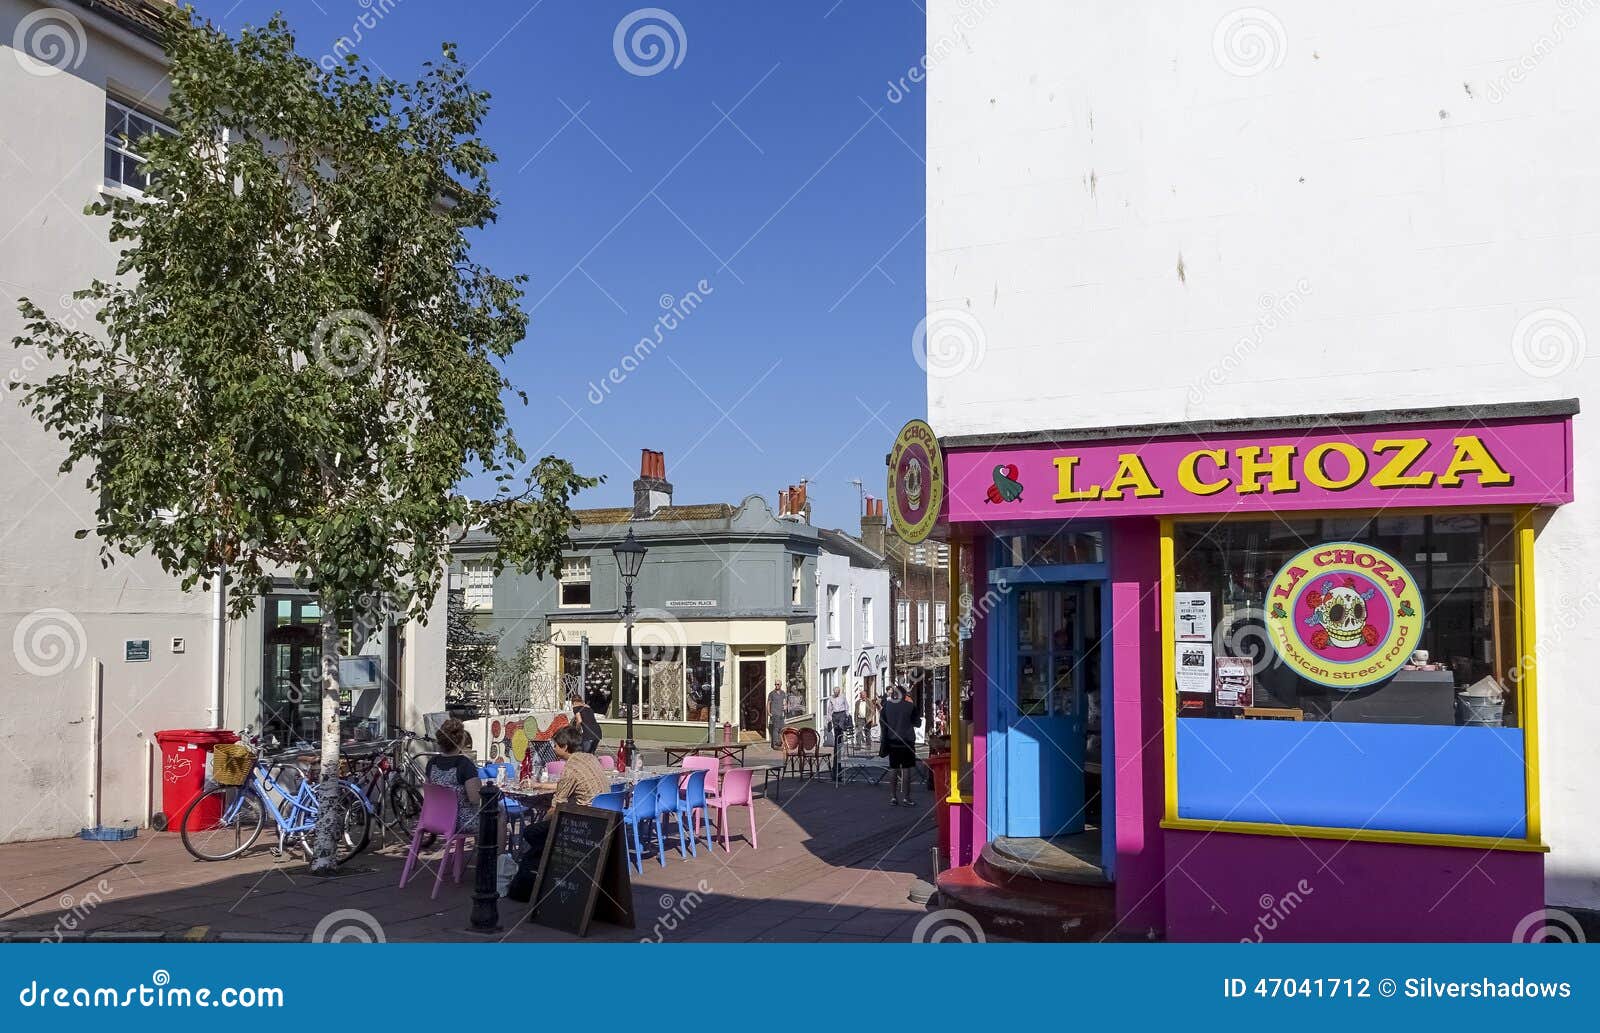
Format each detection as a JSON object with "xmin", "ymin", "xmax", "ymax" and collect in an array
[{"xmin": 506, "ymin": 726, "xmax": 610, "ymax": 902}]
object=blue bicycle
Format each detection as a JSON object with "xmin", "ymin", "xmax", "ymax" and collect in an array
[{"xmin": 178, "ymin": 743, "xmax": 373, "ymax": 865}]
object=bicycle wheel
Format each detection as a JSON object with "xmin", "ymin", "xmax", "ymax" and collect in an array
[
  {"xmin": 386, "ymin": 776, "xmax": 423, "ymax": 838},
  {"xmin": 296, "ymin": 784, "xmax": 372, "ymax": 866},
  {"xmin": 179, "ymin": 785, "xmax": 266, "ymax": 861}
]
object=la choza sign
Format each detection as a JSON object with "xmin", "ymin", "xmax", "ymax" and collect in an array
[{"xmin": 944, "ymin": 417, "xmax": 1572, "ymax": 521}]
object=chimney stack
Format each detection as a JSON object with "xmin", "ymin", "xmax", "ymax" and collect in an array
[
  {"xmin": 861, "ymin": 495, "xmax": 886, "ymax": 554},
  {"xmin": 633, "ymin": 449, "xmax": 672, "ymax": 518},
  {"xmin": 778, "ymin": 482, "xmax": 810, "ymax": 523}
]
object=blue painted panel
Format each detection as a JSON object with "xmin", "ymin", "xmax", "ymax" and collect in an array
[{"xmin": 1176, "ymin": 718, "xmax": 1526, "ymax": 838}]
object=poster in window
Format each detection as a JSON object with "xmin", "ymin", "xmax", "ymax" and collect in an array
[
  {"xmin": 1174, "ymin": 592, "xmax": 1212, "ymax": 641},
  {"xmin": 1214, "ymin": 655, "xmax": 1254, "ymax": 709},
  {"xmin": 1174, "ymin": 642, "xmax": 1213, "ymax": 694}
]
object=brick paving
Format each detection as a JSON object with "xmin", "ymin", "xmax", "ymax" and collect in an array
[{"xmin": 0, "ymin": 753, "xmax": 941, "ymax": 943}]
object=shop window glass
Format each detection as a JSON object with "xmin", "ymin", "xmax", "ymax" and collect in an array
[
  {"xmin": 999, "ymin": 531, "xmax": 1104, "ymax": 567},
  {"xmin": 784, "ymin": 644, "xmax": 810, "ymax": 719},
  {"xmin": 1169, "ymin": 511, "xmax": 1531, "ymax": 840},
  {"xmin": 1173, "ymin": 514, "xmax": 1519, "ymax": 727}
]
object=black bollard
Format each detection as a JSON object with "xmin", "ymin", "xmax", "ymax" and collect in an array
[{"xmin": 469, "ymin": 781, "xmax": 502, "ymax": 933}]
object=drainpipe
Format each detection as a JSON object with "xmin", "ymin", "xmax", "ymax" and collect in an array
[
  {"xmin": 209, "ymin": 570, "xmax": 226, "ymax": 728},
  {"xmin": 88, "ymin": 659, "xmax": 102, "ymax": 831}
]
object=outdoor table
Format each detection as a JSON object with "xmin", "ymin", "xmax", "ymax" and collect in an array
[{"xmin": 662, "ymin": 742, "xmax": 750, "ymax": 767}]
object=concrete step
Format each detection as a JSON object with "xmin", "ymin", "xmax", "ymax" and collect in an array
[
  {"xmin": 980, "ymin": 834, "xmax": 1110, "ymax": 888},
  {"xmin": 935, "ymin": 862, "xmax": 1116, "ymax": 942}
]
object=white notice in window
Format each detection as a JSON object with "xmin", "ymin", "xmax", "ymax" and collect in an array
[
  {"xmin": 1175, "ymin": 642, "xmax": 1213, "ymax": 694},
  {"xmin": 1175, "ymin": 592, "xmax": 1212, "ymax": 641}
]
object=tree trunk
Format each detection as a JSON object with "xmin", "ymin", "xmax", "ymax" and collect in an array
[{"xmin": 310, "ymin": 609, "xmax": 344, "ymax": 874}]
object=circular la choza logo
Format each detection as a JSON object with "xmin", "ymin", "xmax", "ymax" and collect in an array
[{"xmin": 1264, "ymin": 542, "xmax": 1424, "ymax": 689}]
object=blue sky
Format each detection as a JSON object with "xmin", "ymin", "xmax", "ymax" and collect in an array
[{"xmin": 199, "ymin": 1, "xmax": 929, "ymax": 530}]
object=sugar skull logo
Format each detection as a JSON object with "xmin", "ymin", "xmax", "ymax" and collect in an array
[{"xmin": 1263, "ymin": 542, "xmax": 1425, "ymax": 690}]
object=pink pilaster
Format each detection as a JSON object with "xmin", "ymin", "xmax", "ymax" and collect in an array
[{"xmin": 1109, "ymin": 518, "xmax": 1165, "ymax": 937}]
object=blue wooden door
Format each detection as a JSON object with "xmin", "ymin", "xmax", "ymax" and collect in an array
[{"xmin": 1000, "ymin": 585, "xmax": 1087, "ymax": 837}]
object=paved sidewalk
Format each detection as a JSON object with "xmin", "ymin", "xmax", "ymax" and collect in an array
[{"xmin": 0, "ymin": 770, "xmax": 940, "ymax": 943}]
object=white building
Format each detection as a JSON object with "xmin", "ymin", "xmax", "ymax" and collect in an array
[
  {"xmin": 0, "ymin": 0, "xmax": 444, "ymax": 843},
  {"xmin": 813, "ymin": 520, "xmax": 890, "ymax": 740},
  {"xmin": 923, "ymin": 0, "xmax": 1600, "ymax": 935}
]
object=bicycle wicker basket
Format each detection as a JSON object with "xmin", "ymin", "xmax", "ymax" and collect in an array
[{"xmin": 211, "ymin": 743, "xmax": 256, "ymax": 786}]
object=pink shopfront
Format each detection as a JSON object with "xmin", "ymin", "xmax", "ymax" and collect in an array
[{"xmin": 895, "ymin": 401, "xmax": 1574, "ymax": 941}]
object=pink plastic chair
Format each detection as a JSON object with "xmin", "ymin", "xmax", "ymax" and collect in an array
[
  {"xmin": 599, "ymin": 754, "xmax": 617, "ymax": 771},
  {"xmin": 710, "ymin": 767, "xmax": 757, "ymax": 852},
  {"xmin": 545, "ymin": 760, "xmax": 566, "ymax": 779},
  {"xmin": 682, "ymin": 755, "xmax": 720, "ymax": 803},
  {"xmin": 398, "ymin": 784, "xmax": 471, "ymax": 899}
]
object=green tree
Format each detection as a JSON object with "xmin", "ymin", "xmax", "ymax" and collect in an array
[
  {"xmin": 444, "ymin": 590, "xmax": 498, "ymax": 705},
  {"xmin": 9, "ymin": 12, "xmax": 596, "ymax": 871}
]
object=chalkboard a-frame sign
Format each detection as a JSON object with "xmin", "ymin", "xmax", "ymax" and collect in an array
[{"xmin": 528, "ymin": 803, "xmax": 635, "ymax": 937}]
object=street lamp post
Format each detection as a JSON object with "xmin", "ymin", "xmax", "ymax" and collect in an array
[{"xmin": 611, "ymin": 527, "xmax": 647, "ymax": 769}]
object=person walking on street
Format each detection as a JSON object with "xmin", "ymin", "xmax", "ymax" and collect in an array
[
  {"xmin": 828, "ymin": 684, "xmax": 852, "ymax": 746},
  {"xmin": 855, "ymin": 686, "xmax": 878, "ymax": 747},
  {"xmin": 767, "ymin": 681, "xmax": 787, "ymax": 749},
  {"xmin": 570, "ymin": 692, "xmax": 603, "ymax": 753},
  {"xmin": 879, "ymin": 685, "xmax": 919, "ymax": 807}
]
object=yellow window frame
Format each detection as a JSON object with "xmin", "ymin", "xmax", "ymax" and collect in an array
[{"xmin": 1158, "ymin": 506, "xmax": 1547, "ymax": 853}]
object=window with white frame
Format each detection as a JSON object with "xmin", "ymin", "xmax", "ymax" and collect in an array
[
  {"xmin": 862, "ymin": 596, "xmax": 874, "ymax": 644},
  {"xmin": 104, "ymin": 97, "xmax": 175, "ymax": 195},
  {"xmin": 559, "ymin": 555, "xmax": 592, "ymax": 608},
  {"xmin": 935, "ymin": 602, "xmax": 947, "ymax": 642},
  {"xmin": 917, "ymin": 601, "xmax": 930, "ymax": 643},
  {"xmin": 791, "ymin": 555, "xmax": 803, "ymax": 605},
  {"xmin": 897, "ymin": 600, "xmax": 909, "ymax": 645},
  {"xmin": 462, "ymin": 561, "xmax": 494, "ymax": 611},
  {"xmin": 826, "ymin": 585, "xmax": 840, "ymax": 642}
]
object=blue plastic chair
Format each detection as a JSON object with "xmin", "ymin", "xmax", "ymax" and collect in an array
[
  {"xmin": 678, "ymin": 768, "xmax": 713, "ymax": 855},
  {"xmin": 619, "ymin": 777, "xmax": 660, "ymax": 874},
  {"xmin": 652, "ymin": 773, "xmax": 690, "ymax": 865},
  {"xmin": 592, "ymin": 791, "xmax": 625, "ymax": 812}
]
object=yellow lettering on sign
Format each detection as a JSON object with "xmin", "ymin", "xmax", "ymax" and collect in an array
[
  {"xmin": 1303, "ymin": 441, "xmax": 1367, "ymax": 491},
  {"xmin": 1102, "ymin": 453, "xmax": 1163, "ymax": 500},
  {"xmin": 1177, "ymin": 449, "xmax": 1229, "ymax": 496},
  {"xmin": 1235, "ymin": 445, "xmax": 1299, "ymax": 495},
  {"xmin": 1438, "ymin": 434, "xmax": 1514, "ymax": 488},
  {"xmin": 1052, "ymin": 456, "xmax": 1101, "ymax": 501},
  {"xmin": 1371, "ymin": 438, "xmax": 1434, "ymax": 488}
]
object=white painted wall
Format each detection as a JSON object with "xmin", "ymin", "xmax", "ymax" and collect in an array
[
  {"xmin": 0, "ymin": 0, "xmax": 216, "ymax": 841},
  {"xmin": 926, "ymin": 0, "xmax": 1600, "ymax": 909},
  {"xmin": 814, "ymin": 543, "xmax": 890, "ymax": 731}
]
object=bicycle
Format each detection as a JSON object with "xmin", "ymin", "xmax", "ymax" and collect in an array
[
  {"xmin": 343, "ymin": 730, "xmax": 434, "ymax": 844},
  {"xmin": 178, "ymin": 739, "xmax": 374, "ymax": 865}
]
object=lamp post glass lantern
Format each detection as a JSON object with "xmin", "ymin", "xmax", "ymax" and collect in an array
[{"xmin": 612, "ymin": 528, "xmax": 647, "ymax": 767}]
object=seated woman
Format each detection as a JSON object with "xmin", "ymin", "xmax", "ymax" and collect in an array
[{"xmin": 425, "ymin": 718, "xmax": 481, "ymax": 834}]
